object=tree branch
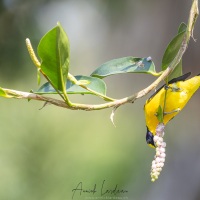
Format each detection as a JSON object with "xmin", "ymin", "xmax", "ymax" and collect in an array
[{"xmin": 1, "ymin": 0, "xmax": 198, "ymax": 111}]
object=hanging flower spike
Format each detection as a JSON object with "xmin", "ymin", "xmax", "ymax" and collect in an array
[{"xmin": 150, "ymin": 123, "xmax": 166, "ymax": 182}]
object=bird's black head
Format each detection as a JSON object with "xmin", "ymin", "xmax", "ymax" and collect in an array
[{"xmin": 146, "ymin": 127, "xmax": 155, "ymax": 148}]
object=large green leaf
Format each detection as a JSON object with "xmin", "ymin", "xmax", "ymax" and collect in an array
[
  {"xmin": 165, "ymin": 23, "xmax": 187, "ymax": 82},
  {"xmin": 161, "ymin": 30, "xmax": 186, "ymax": 71},
  {"xmin": 37, "ymin": 22, "xmax": 69, "ymax": 92},
  {"xmin": 91, "ymin": 57, "xmax": 157, "ymax": 78},
  {"xmin": 36, "ymin": 76, "xmax": 107, "ymax": 95}
]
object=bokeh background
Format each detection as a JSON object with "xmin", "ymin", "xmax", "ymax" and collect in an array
[{"xmin": 0, "ymin": 0, "xmax": 200, "ymax": 199}]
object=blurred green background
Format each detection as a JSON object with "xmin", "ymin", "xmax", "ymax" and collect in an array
[{"xmin": 0, "ymin": 0, "xmax": 200, "ymax": 199}]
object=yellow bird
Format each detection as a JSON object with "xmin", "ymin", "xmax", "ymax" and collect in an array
[{"xmin": 144, "ymin": 72, "xmax": 200, "ymax": 147}]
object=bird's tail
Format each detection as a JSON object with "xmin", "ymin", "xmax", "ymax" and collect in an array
[{"xmin": 197, "ymin": 74, "xmax": 200, "ymax": 87}]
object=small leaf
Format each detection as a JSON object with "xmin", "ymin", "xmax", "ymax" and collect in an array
[
  {"xmin": 161, "ymin": 30, "xmax": 186, "ymax": 71},
  {"xmin": 36, "ymin": 75, "xmax": 107, "ymax": 95},
  {"xmin": 37, "ymin": 22, "xmax": 69, "ymax": 92},
  {"xmin": 91, "ymin": 57, "xmax": 158, "ymax": 78},
  {"xmin": 157, "ymin": 105, "xmax": 163, "ymax": 123},
  {"xmin": 0, "ymin": 88, "xmax": 14, "ymax": 98},
  {"xmin": 0, "ymin": 87, "xmax": 7, "ymax": 97},
  {"xmin": 178, "ymin": 22, "xmax": 187, "ymax": 34}
]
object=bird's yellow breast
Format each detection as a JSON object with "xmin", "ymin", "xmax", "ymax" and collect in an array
[{"xmin": 144, "ymin": 75, "xmax": 200, "ymax": 135}]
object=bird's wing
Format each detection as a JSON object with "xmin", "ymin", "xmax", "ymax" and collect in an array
[{"xmin": 147, "ymin": 72, "xmax": 191, "ymax": 102}]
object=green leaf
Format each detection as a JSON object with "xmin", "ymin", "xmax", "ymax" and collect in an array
[
  {"xmin": 157, "ymin": 105, "xmax": 163, "ymax": 123},
  {"xmin": 36, "ymin": 75, "xmax": 107, "ymax": 95},
  {"xmin": 37, "ymin": 22, "xmax": 69, "ymax": 92},
  {"xmin": 178, "ymin": 22, "xmax": 187, "ymax": 33},
  {"xmin": 161, "ymin": 30, "xmax": 186, "ymax": 71},
  {"xmin": 164, "ymin": 23, "xmax": 187, "ymax": 83},
  {"xmin": 0, "ymin": 87, "xmax": 14, "ymax": 98},
  {"xmin": 91, "ymin": 57, "xmax": 158, "ymax": 78},
  {"xmin": 0, "ymin": 87, "xmax": 7, "ymax": 97},
  {"xmin": 167, "ymin": 60, "xmax": 183, "ymax": 83}
]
